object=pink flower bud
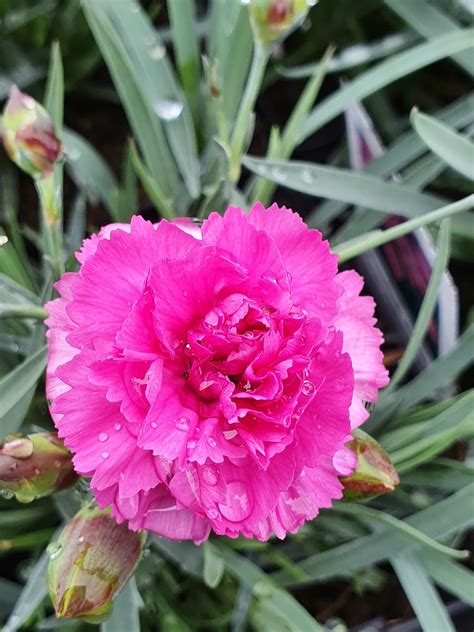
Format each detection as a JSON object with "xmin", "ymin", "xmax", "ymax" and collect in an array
[
  {"xmin": 48, "ymin": 507, "xmax": 145, "ymax": 623},
  {"xmin": 0, "ymin": 432, "xmax": 77, "ymax": 503},
  {"xmin": 341, "ymin": 429, "xmax": 399, "ymax": 501},
  {"xmin": 1, "ymin": 85, "xmax": 63, "ymax": 179},
  {"xmin": 248, "ymin": 0, "xmax": 317, "ymax": 45}
]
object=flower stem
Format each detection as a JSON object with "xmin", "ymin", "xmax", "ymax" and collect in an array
[
  {"xmin": 35, "ymin": 173, "xmax": 64, "ymax": 277},
  {"xmin": 229, "ymin": 43, "xmax": 269, "ymax": 183}
]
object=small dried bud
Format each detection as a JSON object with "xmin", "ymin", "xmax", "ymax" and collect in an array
[
  {"xmin": 1, "ymin": 85, "xmax": 63, "ymax": 179},
  {"xmin": 341, "ymin": 429, "xmax": 399, "ymax": 501},
  {"xmin": 48, "ymin": 507, "xmax": 145, "ymax": 623},
  {"xmin": 0, "ymin": 432, "xmax": 77, "ymax": 503},
  {"xmin": 248, "ymin": 0, "xmax": 318, "ymax": 45}
]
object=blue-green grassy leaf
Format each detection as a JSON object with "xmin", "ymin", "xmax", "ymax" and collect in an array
[{"xmin": 411, "ymin": 108, "xmax": 474, "ymax": 179}]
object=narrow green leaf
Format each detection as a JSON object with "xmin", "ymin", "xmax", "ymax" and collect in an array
[
  {"xmin": 44, "ymin": 41, "xmax": 64, "ymax": 131},
  {"xmin": 203, "ymin": 541, "xmax": 225, "ymax": 589},
  {"xmin": 411, "ymin": 108, "xmax": 474, "ymax": 179},
  {"xmin": 84, "ymin": 0, "xmax": 200, "ymax": 200},
  {"xmin": 419, "ymin": 550, "xmax": 474, "ymax": 607},
  {"xmin": 101, "ymin": 578, "xmax": 141, "ymax": 632},
  {"xmin": 368, "ymin": 324, "xmax": 474, "ymax": 430},
  {"xmin": 0, "ymin": 346, "xmax": 47, "ymax": 436},
  {"xmin": 243, "ymin": 155, "xmax": 443, "ymax": 216},
  {"xmin": 387, "ymin": 219, "xmax": 451, "ymax": 391},
  {"xmin": 216, "ymin": 544, "xmax": 324, "ymax": 632},
  {"xmin": 335, "ymin": 195, "xmax": 473, "ymax": 263},
  {"xmin": 273, "ymin": 484, "xmax": 474, "ymax": 585},
  {"xmin": 385, "ymin": 0, "xmax": 473, "ymax": 77},
  {"xmin": 301, "ymin": 29, "xmax": 474, "ymax": 141},
  {"xmin": 2, "ymin": 548, "xmax": 50, "ymax": 632},
  {"xmin": 335, "ymin": 504, "xmax": 467, "ymax": 560},
  {"xmin": 167, "ymin": 0, "xmax": 200, "ymax": 113},
  {"xmin": 391, "ymin": 552, "xmax": 455, "ymax": 632},
  {"xmin": 82, "ymin": 0, "xmax": 178, "ymax": 201},
  {"xmin": 308, "ymin": 94, "xmax": 474, "ymax": 229}
]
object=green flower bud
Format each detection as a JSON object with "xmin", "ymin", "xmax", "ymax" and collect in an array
[
  {"xmin": 48, "ymin": 507, "xmax": 145, "ymax": 623},
  {"xmin": 248, "ymin": 0, "xmax": 318, "ymax": 46},
  {"xmin": 0, "ymin": 432, "xmax": 77, "ymax": 503},
  {"xmin": 1, "ymin": 85, "xmax": 63, "ymax": 179},
  {"xmin": 341, "ymin": 429, "xmax": 399, "ymax": 501}
]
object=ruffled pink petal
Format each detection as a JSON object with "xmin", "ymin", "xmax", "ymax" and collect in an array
[
  {"xmin": 333, "ymin": 270, "xmax": 389, "ymax": 428},
  {"xmin": 247, "ymin": 203, "xmax": 342, "ymax": 323}
]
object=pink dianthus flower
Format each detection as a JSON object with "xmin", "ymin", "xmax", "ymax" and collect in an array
[{"xmin": 46, "ymin": 204, "xmax": 388, "ymax": 542}]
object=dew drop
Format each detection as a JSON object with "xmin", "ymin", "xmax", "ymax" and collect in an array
[
  {"xmin": 207, "ymin": 437, "xmax": 217, "ymax": 448},
  {"xmin": 101, "ymin": 451, "xmax": 110, "ymax": 460},
  {"xmin": 223, "ymin": 429, "xmax": 238, "ymax": 440},
  {"xmin": 114, "ymin": 423, "xmax": 122, "ymax": 431},
  {"xmin": 154, "ymin": 99, "xmax": 184, "ymax": 121},
  {"xmin": 34, "ymin": 467, "xmax": 41, "ymax": 476},
  {"xmin": 208, "ymin": 507, "xmax": 219, "ymax": 519},
  {"xmin": 78, "ymin": 535, "xmax": 85, "ymax": 544},
  {"xmin": 98, "ymin": 432, "xmax": 109, "ymax": 443},
  {"xmin": 301, "ymin": 169, "xmax": 313, "ymax": 184},
  {"xmin": 270, "ymin": 167, "xmax": 287, "ymax": 181},
  {"xmin": 176, "ymin": 416, "xmax": 190, "ymax": 432},
  {"xmin": 184, "ymin": 342, "xmax": 192, "ymax": 351},
  {"xmin": 149, "ymin": 44, "xmax": 166, "ymax": 60},
  {"xmin": 203, "ymin": 465, "xmax": 219, "ymax": 485},
  {"xmin": 150, "ymin": 421, "xmax": 158, "ymax": 429},
  {"xmin": 47, "ymin": 542, "xmax": 62, "ymax": 560},
  {"xmin": 302, "ymin": 380, "xmax": 315, "ymax": 396},
  {"xmin": 218, "ymin": 481, "xmax": 253, "ymax": 522}
]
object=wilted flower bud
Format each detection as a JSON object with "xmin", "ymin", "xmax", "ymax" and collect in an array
[
  {"xmin": 0, "ymin": 432, "xmax": 77, "ymax": 503},
  {"xmin": 248, "ymin": 0, "xmax": 318, "ymax": 45},
  {"xmin": 48, "ymin": 507, "xmax": 145, "ymax": 623},
  {"xmin": 341, "ymin": 429, "xmax": 399, "ymax": 501},
  {"xmin": 1, "ymin": 85, "xmax": 63, "ymax": 179}
]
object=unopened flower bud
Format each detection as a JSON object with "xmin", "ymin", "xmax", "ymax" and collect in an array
[
  {"xmin": 48, "ymin": 507, "xmax": 145, "ymax": 623},
  {"xmin": 248, "ymin": 0, "xmax": 318, "ymax": 45},
  {"xmin": 341, "ymin": 429, "xmax": 399, "ymax": 501},
  {"xmin": 1, "ymin": 85, "xmax": 63, "ymax": 179},
  {"xmin": 0, "ymin": 432, "xmax": 77, "ymax": 503}
]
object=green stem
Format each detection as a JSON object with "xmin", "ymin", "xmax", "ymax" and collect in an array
[
  {"xmin": 0, "ymin": 304, "xmax": 48, "ymax": 320},
  {"xmin": 35, "ymin": 173, "xmax": 64, "ymax": 277},
  {"xmin": 229, "ymin": 43, "xmax": 269, "ymax": 182},
  {"xmin": 336, "ymin": 194, "xmax": 473, "ymax": 263}
]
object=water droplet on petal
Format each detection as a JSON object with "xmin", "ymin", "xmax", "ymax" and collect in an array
[
  {"xmin": 78, "ymin": 535, "xmax": 85, "ymax": 544},
  {"xmin": 114, "ymin": 423, "xmax": 122, "ymax": 431},
  {"xmin": 203, "ymin": 465, "xmax": 219, "ymax": 485},
  {"xmin": 98, "ymin": 432, "xmax": 108, "ymax": 442},
  {"xmin": 208, "ymin": 507, "xmax": 219, "ymax": 519},
  {"xmin": 218, "ymin": 481, "xmax": 253, "ymax": 522},
  {"xmin": 207, "ymin": 437, "xmax": 217, "ymax": 448},
  {"xmin": 223, "ymin": 429, "xmax": 238, "ymax": 440},
  {"xmin": 101, "ymin": 451, "xmax": 109, "ymax": 460},
  {"xmin": 302, "ymin": 380, "xmax": 315, "ymax": 396},
  {"xmin": 150, "ymin": 421, "xmax": 158, "ymax": 429},
  {"xmin": 154, "ymin": 99, "xmax": 184, "ymax": 121},
  {"xmin": 176, "ymin": 417, "xmax": 190, "ymax": 432}
]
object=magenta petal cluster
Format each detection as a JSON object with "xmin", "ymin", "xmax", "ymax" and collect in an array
[{"xmin": 45, "ymin": 204, "xmax": 388, "ymax": 542}]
